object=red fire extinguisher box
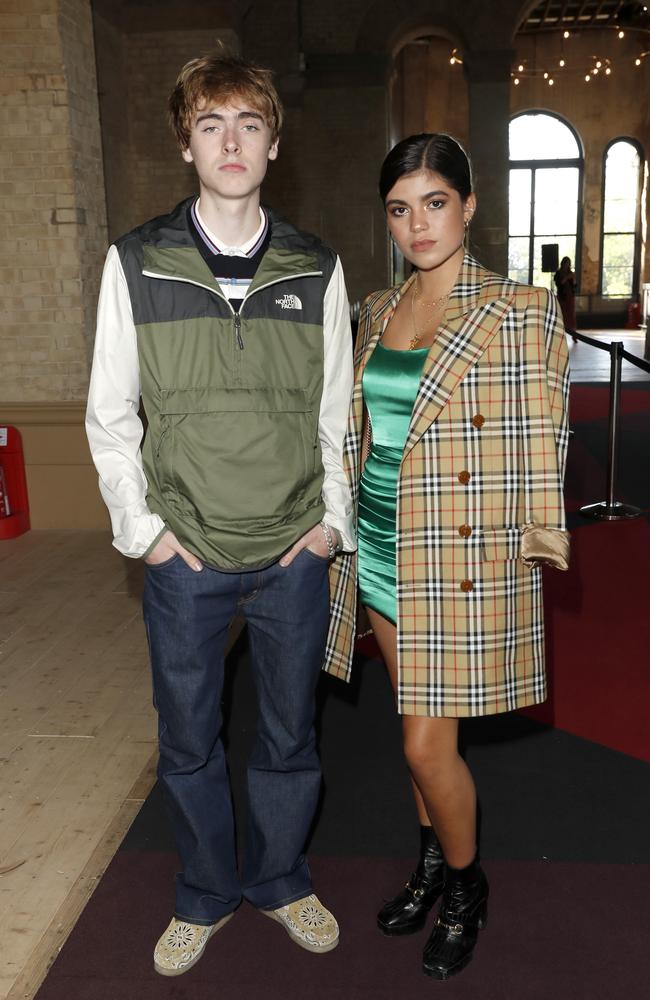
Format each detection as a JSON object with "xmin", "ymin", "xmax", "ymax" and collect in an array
[{"xmin": 0, "ymin": 425, "xmax": 30, "ymax": 540}]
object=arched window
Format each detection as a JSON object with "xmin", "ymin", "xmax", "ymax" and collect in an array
[
  {"xmin": 508, "ymin": 112, "xmax": 583, "ymax": 288},
  {"xmin": 600, "ymin": 139, "xmax": 643, "ymax": 298}
]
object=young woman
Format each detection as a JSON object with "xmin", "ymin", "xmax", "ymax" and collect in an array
[
  {"xmin": 554, "ymin": 255, "xmax": 578, "ymax": 338},
  {"xmin": 324, "ymin": 134, "xmax": 570, "ymax": 980}
]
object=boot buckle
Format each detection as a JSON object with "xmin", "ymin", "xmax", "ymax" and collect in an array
[
  {"xmin": 435, "ymin": 916, "xmax": 463, "ymax": 934},
  {"xmin": 405, "ymin": 880, "xmax": 423, "ymax": 898}
]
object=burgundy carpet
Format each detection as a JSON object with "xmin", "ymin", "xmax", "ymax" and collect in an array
[
  {"xmin": 523, "ymin": 519, "xmax": 650, "ymax": 761},
  {"xmin": 525, "ymin": 381, "xmax": 650, "ymax": 760},
  {"xmin": 35, "ymin": 855, "xmax": 650, "ymax": 1000}
]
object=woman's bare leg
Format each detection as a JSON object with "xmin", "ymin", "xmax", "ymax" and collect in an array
[
  {"xmin": 366, "ymin": 607, "xmax": 477, "ymax": 868},
  {"xmin": 365, "ymin": 608, "xmax": 429, "ymax": 824}
]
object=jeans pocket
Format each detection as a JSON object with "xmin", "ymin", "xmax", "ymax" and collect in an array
[
  {"xmin": 302, "ymin": 546, "xmax": 331, "ymax": 565},
  {"xmin": 145, "ymin": 552, "xmax": 181, "ymax": 571}
]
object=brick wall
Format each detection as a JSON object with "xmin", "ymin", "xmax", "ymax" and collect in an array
[
  {"xmin": 92, "ymin": 9, "xmax": 131, "ymax": 242},
  {"xmin": 0, "ymin": 0, "xmax": 107, "ymax": 403},
  {"xmin": 58, "ymin": 0, "xmax": 108, "ymax": 371}
]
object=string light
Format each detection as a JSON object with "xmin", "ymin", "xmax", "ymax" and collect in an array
[{"xmin": 506, "ymin": 30, "xmax": 650, "ymax": 88}]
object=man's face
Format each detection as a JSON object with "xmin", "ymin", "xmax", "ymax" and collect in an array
[{"xmin": 181, "ymin": 99, "xmax": 278, "ymax": 200}]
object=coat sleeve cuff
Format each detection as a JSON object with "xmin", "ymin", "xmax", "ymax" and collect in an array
[
  {"xmin": 521, "ymin": 523, "xmax": 570, "ymax": 571},
  {"xmin": 322, "ymin": 513, "xmax": 356, "ymax": 553},
  {"xmin": 141, "ymin": 524, "xmax": 169, "ymax": 559}
]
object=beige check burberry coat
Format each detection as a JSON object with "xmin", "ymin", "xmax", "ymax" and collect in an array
[{"xmin": 323, "ymin": 253, "xmax": 570, "ymax": 717}]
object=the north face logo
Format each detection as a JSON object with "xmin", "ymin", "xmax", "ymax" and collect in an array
[{"xmin": 275, "ymin": 293, "xmax": 303, "ymax": 310}]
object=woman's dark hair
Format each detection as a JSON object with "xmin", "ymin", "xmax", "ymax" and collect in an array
[{"xmin": 379, "ymin": 133, "xmax": 472, "ymax": 203}]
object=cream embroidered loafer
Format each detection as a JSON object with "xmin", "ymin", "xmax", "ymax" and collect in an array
[
  {"xmin": 153, "ymin": 913, "xmax": 233, "ymax": 976},
  {"xmin": 262, "ymin": 894, "xmax": 339, "ymax": 953}
]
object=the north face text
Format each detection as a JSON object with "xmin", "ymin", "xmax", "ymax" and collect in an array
[{"xmin": 275, "ymin": 293, "xmax": 303, "ymax": 310}]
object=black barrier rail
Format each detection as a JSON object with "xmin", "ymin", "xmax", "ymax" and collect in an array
[
  {"xmin": 569, "ymin": 330, "xmax": 648, "ymax": 520},
  {"xmin": 571, "ymin": 329, "xmax": 650, "ymax": 375}
]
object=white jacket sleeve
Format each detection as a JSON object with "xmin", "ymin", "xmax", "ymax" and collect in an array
[
  {"xmin": 320, "ymin": 257, "xmax": 356, "ymax": 552},
  {"xmin": 86, "ymin": 245, "xmax": 166, "ymax": 558}
]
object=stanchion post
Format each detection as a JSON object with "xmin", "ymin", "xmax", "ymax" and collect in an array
[
  {"xmin": 581, "ymin": 341, "xmax": 641, "ymax": 520},
  {"xmin": 605, "ymin": 341, "xmax": 623, "ymax": 508}
]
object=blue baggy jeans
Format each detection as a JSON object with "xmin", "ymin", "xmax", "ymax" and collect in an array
[{"xmin": 142, "ymin": 546, "xmax": 330, "ymax": 925}]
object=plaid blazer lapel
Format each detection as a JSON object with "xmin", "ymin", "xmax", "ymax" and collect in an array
[
  {"xmin": 350, "ymin": 274, "xmax": 417, "ymax": 449},
  {"xmin": 404, "ymin": 255, "xmax": 513, "ymax": 457},
  {"xmin": 355, "ymin": 274, "xmax": 416, "ymax": 382}
]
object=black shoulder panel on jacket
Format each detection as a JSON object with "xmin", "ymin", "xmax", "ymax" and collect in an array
[{"xmin": 265, "ymin": 208, "xmax": 338, "ymax": 288}]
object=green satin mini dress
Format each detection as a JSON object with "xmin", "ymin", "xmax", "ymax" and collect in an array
[{"xmin": 358, "ymin": 342, "xmax": 429, "ymax": 625}]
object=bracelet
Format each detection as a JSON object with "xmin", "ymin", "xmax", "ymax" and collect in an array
[{"xmin": 320, "ymin": 521, "xmax": 339, "ymax": 559}]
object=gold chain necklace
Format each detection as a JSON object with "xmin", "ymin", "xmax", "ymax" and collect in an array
[{"xmin": 409, "ymin": 273, "xmax": 451, "ymax": 350}]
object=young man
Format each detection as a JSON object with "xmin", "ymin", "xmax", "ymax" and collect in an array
[{"xmin": 86, "ymin": 53, "xmax": 354, "ymax": 975}]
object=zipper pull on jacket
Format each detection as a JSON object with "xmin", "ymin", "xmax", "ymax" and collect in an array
[{"xmin": 234, "ymin": 312, "xmax": 244, "ymax": 350}]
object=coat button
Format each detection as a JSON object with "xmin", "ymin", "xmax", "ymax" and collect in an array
[
  {"xmin": 460, "ymin": 580, "xmax": 474, "ymax": 592},
  {"xmin": 458, "ymin": 470, "xmax": 471, "ymax": 485},
  {"xmin": 458, "ymin": 524, "xmax": 472, "ymax": 538},
  {"xmin": 472, "ymin": 414, "xmax": 485, "ymax": 429}
]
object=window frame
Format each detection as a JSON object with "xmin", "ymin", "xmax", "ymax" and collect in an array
[
  {"xmin": 508, "ymin": 110, "xmax": 584, "ymax": 289},
  {"xmin": 598, "ymin": 136, "xmax": 644, "ymax": 299}
]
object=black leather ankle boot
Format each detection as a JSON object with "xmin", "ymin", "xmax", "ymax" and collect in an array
[
  {"xmin": 377, "ymin": 826, "xmax": 445, "ymax": 935},
  {"xmin": 422, "ymin": 859, "xmax": 488, "ymax": 979}
]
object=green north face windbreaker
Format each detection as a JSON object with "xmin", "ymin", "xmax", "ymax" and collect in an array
[{"xmin": 116, "ymin": 199, "xmax": 337, "ymax": 570}]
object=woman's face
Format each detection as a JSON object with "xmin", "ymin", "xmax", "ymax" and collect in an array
[{"xmin": 384, "ymin": 169, "xmax": 475, "ymax": 272}]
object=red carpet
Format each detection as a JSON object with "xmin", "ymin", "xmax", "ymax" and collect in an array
[
  {"xmin": 528, "ymin": 382, "xmax": 650, "ymax": 760},
  {"xmin": 569, "ymin": 382, "xmax": 650, "ymax": 422},
  {"xmin": 525, "ymin": 520, "xmax": 650, "ymax": 761}
]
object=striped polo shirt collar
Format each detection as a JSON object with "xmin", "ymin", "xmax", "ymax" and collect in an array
[{"xmin": 191, "ymin": 199, "xmax": 268, "ymax": 258}]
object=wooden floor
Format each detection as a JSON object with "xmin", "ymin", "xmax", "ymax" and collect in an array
[
  {"xmin": 0, "ymin": 531, "xmax": 157, "ymax": 1000},
  {"xmin": 569, "ymin": 328, "xmax": 649, "ymax": 382}
]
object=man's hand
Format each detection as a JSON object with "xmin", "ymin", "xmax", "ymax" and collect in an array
[
  {"xmin": 144, "ymin": 530, "xmax": 203, "ymax": 572},
  {"xmin": 279, "ymin": 523, "xmax": 335, "ymax": 567}
]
